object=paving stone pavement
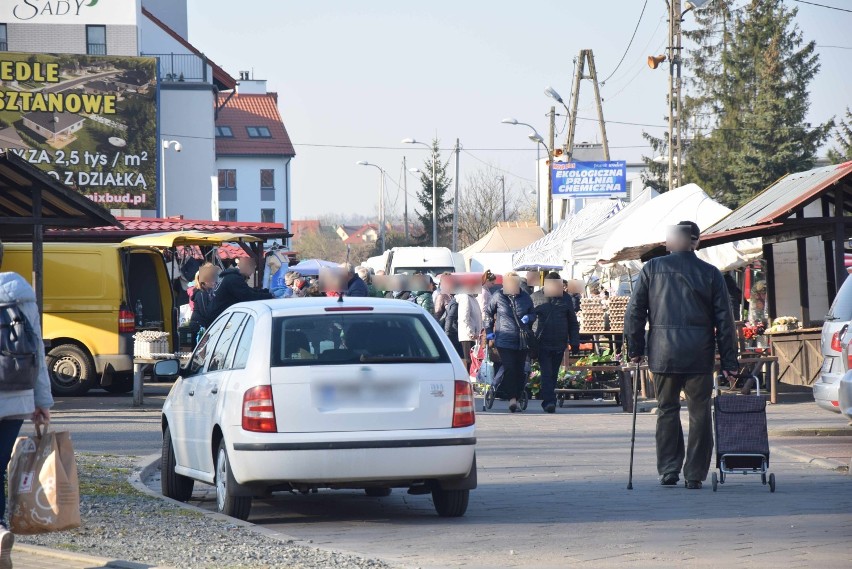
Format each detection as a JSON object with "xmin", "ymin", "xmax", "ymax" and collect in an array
[{"xmin": 171, "ymin": 399, "xmax": 852, "ymax": 569}]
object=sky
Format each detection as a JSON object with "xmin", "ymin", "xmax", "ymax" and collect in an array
[{"xmin": 188, "ymin": 0, "xmax": 851, "ymax": 220}]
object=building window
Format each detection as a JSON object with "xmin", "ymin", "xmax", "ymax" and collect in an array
[
  {"xmin": 0, "ymin": 25, "xmax": 7, "ymax": 52},
  {"xmin": 218, "ymin": 169, "xmax": 236, "ymax": 189},
  {"xmin": 86, "ymin": 25, "xmax": 106, "ymax": 55},
  {"xmin": 246, "ymin": 126, "xmax": 271, "ymax": 138},
  {"xmin": 260, "ymin": 169, "xmax": 275, "ymax": 189},
  {"xmin": 215, "ymin": 126, "xmax": 233, "ymax": 138},
  {"xmin": 219, "ymin": 209, "xmax": 237, "ymax": 222},
  {"xmin": 260, "ymin": 209, "xmax": 275, "ymax": 223}
]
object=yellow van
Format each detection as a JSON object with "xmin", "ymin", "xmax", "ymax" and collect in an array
[{"xmin": 3, "ymin": 243, "xmax": 173, "ymax": 396}]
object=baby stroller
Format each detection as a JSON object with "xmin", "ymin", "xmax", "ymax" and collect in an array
[
  {"xmin": 711, "ymin": 373, "xmax": 776, "ymax": 493},
  {"xmin": 473, "ymin": 342, "xmax": 529, "ymax": 412}
]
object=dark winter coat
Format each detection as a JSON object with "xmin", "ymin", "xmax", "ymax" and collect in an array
[
  {"xmin": 345, "ymin": 274, "xmax": 369, "ymax": 297},
  {"xmin": 531, "ymin": 291, "xmax": 581, "ymax": 353},
  {"xmin": 443, "ymin": 296, "xmax": 462, "ymax": 353},
  {"xmin": 484, "ymin": 290, "xmax": 536, "ymax": 351},
  {"xmin": 208, "ymin": 268, "xmax": 272, "ymax": 323},
  {"xmin": 626, "ymin": 251, "xmax": 738, "ymax": 374},
  {"xmin": 189, "ymin": 287, "xmax": 215, "ymax": 334}
]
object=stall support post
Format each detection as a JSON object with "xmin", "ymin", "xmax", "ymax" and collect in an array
[
  {"xmin": 834, "ymin": 190, "xmax": 848, "ymax": 291},
  {"xmin": 762, "ymin": 244, "xmax": 777, "ymax": 320},
  {"xmin": 795, "ymin": 211, "xmax": 810, "ymax": 326},
  {"xmin": 822, "ymin": 197, "xmax": 837, "ymax": 302}
]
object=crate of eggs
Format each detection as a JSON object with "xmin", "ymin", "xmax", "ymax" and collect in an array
[
  {"xmin": 607, "ymin": 296, "xmax": 630, "ymax": 332},
  {"xmin": 133, "ymin": 330, "xmax": 170, "ymax": 359},
  {"xmin": 580, "ymin": 298, "xmax": 606, "ymax": 332}
]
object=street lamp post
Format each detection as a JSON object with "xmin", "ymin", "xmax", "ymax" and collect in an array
[
  {"xmin": 356, "ymin": 161, "xmax": 386, "ymax": 251},
  {"xmin": 527, "ymin": 132, "xmax": 553, "ymax": 230},
  {"xmin": 160, "ymin": 139, "xmax": 181, "ymax": 217},
  {"xmin": 501, "ymin": 118, "xmax": 542, "ymax": 227},
  {"xmin": 402, "ymin": 138, "xmax": 437, "ymax": 247}
]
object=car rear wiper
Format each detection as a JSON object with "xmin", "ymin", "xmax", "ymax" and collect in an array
[
  {"xmin": 359, "ymin": 355, "xmax": 439, "ymax": 363},
  {"xmin": 824, "ymin": 315, "xmax": 838, "ymax": 321}
]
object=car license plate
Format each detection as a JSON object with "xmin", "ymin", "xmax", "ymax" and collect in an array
[
  {"xmin": 821, "ymin": 358, "xmax": 833, "ymax": 374},
  {"xmin": 317, "ymin": 383, "xmax": 408, "ymax": 408}
]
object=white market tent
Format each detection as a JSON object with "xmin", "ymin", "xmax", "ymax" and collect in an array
[
  {"xmin": 596, "ymin": 183, "xmax": 761, "ymax": 271},
  {"xmin": 568, "ymin": 187, "xmax": 658, "ymax": 274},
  {"xmin": 513, "ymin": 199, "xmax": 624, "ymax": 271}
]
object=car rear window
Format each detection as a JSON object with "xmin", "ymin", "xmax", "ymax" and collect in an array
[
  {"xmin": 827, "ymin": 276, "xmax": 852, "ymax": 321},
  {"xmin": 270, "ymin": 313, "xmax": 450, "ymax": 367}
]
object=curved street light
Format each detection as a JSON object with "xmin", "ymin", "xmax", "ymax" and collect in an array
[
  {"xmin": 356, "ymin": 161, "xmax": 386, "ymax": 252},
  {"xmin": 402, "ymin": 138, "xmax": 437, "ymax": 246}
]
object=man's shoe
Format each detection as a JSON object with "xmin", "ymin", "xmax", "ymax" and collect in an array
[
  {"xmin": 660, "ymin": 473, "xmax": 679, "ymax": 486},
  {"xmin": 543, "ymin": 403, "xmax": 556, "ymax": 414},
  {"xmin": 686, "ymin": 480, "xmax": 703, "ymax": 490},
  {"xmin": 0, "ymin": 527, "xmax": 15, "ymax": 569}
]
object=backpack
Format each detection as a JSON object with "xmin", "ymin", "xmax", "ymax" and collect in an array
[{"xmin": 0, "ymin": 301, "xmax": 40, "ymax": 391}]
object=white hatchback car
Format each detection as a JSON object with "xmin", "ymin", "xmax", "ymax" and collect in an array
[{"xmin": 157, "ymin": 297, "xmax": 477, "ymax": 520}]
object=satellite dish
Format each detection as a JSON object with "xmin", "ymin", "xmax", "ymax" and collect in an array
[{"xmin": 109, "ymin": 137, "xmax": 126, "ymax": 147}]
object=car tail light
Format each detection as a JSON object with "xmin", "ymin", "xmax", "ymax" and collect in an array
[
  {"xmin": 119, "ymin": 309, "xmax": 135, "ymax": 334},
  {"xmin": 831, "ymin": 400, "xmax": 839, "ymax": 407},
  {"xmin": 452, "ymin": 380, "xmax": 475, "ymax": 428},
  {"xmin": 830, "ymin": 325, "xmax": 848, "ymax": 352},
  {"xmin": 242, "ymin": 386, "xmax": 277, "ymax": 433}
]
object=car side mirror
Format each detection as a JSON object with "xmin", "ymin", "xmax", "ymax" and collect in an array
[{"xmin": 153, "ymin": 359, "xmax": 180, "ymax": 379}]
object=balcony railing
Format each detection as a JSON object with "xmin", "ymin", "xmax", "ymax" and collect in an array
[
  {"xmin": 0, "ymin": 41, "xmax": 7, "ymax": 52},
  {"xmin": 87, "ymin": 43, "xmax": 107, "ymax": 55},
  {"xmin": 143, "ymin": 53, "xmax": 209, "ymax": 84}
]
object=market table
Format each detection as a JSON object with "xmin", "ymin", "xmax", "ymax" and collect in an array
[
  {"xmin": 556, "ymin": 363, "xmax": 651, "ymax": 413},
  {"xmin": 765, "ymin": 328, "xmax": 822, "ymax": 389}
]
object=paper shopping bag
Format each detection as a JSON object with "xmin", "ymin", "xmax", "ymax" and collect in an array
[{"xmin": 8, "ymin": 424, "xmax": 81, "ymax": 534}]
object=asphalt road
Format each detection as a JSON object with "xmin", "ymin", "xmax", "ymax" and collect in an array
[{"xmin": 53, "ymin": 384, "xmax": 852, "ymax": 569}]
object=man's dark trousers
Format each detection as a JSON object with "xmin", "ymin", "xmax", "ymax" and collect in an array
[
  {"xmin": 538, "ymin": 349, "xmax": 564, "ymax": 409},
  {"xmin": 655, "ymin": 373, "xmax": 714, "ymax": 482}
]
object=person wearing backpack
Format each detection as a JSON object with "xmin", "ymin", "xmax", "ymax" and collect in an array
[{"xmin": 0, "ymin": 239, "xmax": 53, "ymax": 567}]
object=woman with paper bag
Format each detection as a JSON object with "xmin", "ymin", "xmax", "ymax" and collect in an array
[{"xmin": 0, "ymin": 240, "xmax": 55, "ymax": 567}]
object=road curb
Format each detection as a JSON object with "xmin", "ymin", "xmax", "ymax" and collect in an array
[
  {"xmin": 128, "ymin": 455, "xmax": 327, "ymax": 547},
  {"xmin": 15, "ymin": 543, "xmax": 173, "ymax": 569},
  {"xmin": 772, "ymin": 444, "xmax": 850, "ymax": 473}
]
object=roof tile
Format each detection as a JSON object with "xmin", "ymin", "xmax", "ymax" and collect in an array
[{"xmin": 216, "ymin": 92, "xmax": 295, "ymax": 157}]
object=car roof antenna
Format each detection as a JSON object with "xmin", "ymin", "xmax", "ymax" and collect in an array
[{"xmin": 338, "ymin": 291, "xmax": 345, "ymax": 303}]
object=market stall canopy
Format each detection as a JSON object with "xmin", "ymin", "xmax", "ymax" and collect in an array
[
  {"xmin": 120, "ymin": 231, "xmax": 262, "ymax": 248},
  {"xmin": 598, "ymin": 183, "xmax": 731, "ymax": 263},
  {"xmin": 513, "ymin": 199, "xmax": 624, "ymax": 271},
  {"xmin": 460, "ymin": 222, "xmax": 544, "ymax": 271},
  {"xmin": 569, "ymin": 187, "xmax": 658, "ymax": 270},
  {"xmin": 289, "ymin": 258, "xmax": 340, "ymax": 276},
  {"xmin": 0, "ymin": 151, "xmax": 120, "ymax": 239}
]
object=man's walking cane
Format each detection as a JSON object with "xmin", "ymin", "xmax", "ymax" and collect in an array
[{"xmin": 626, "ymin": 356, "xmax": 641, "ymax": 490}]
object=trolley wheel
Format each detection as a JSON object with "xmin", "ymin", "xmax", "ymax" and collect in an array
[
  {"xmin": 711, "ymin": 472, "xmax": 718, "ymax": 492},
  {"xmin": 519, "ymin": 390, "xmax": 529, "ymax": 411},
  {"xmin": 768, "ymin": 473, "xmax": 776, "ymax": 493},
  {"xmin": 484, "ymin": 386, "xmax": 495, "ymax": 410},
  {"xmin": 761, "ymin": 473, "xmax": 767, "ymax": 485},
  {"xmin": 558, "ymin": 398, "xmax": 564, "ymax": 408}
]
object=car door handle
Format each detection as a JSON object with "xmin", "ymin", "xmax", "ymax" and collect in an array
[
  {"xmin": 211, "ymin": 387, "xmax": 219, "ymax": 394},
  {"xmin": 188, "ymin": 390, "xmax": 195, "ymax": 396}
]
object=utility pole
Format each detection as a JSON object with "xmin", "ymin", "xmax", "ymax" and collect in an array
[
  {"xmin": 452, "ymin": 138, "xmax": 460, "ymax": 251},
  {"xmin": 547, "ymin": 106, "xmax": 555, "ymax": 232},
  {"xmin": 402, "ymin": 156, "xmax": 409, "ymax": 241},
  {"xmin": 500, "ymin": 175, "xmax": 506, "ymax": 221},
  {"xmin": 562, "ymin": 49, "xmax": 609, "ymax": 219},
  {"xmin": 667, "ymin": 0, "xmax": 684, "ymax": 192},
  {"xmin": 379, "ymin": 169, "xmax": 386, "ymax": 252},
  {"xmin": 431, "ymin": 150, "xmax": 437, "ymax": 247}
]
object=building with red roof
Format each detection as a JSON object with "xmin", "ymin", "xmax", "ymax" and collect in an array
[{"xmin": 215, "ymin": 77, "xmax": 296, "ymax": 233}]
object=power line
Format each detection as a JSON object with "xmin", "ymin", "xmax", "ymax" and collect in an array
[
  {"xmin": 816, "ymin": 44, "xmax": 852, "ymax": 50},
  {"xmin": 601, "ymin": 0, "xmax": 649, "ymax": 84},
  {"xmin": 794, "ymin": 0, "xmax": 852, "ymax": 13},
  {"xmin": 460, "ymin": 149, "xmax": 535, "ymax": 183}
]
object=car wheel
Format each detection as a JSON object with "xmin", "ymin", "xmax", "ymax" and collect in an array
[
  {"xmin": 46, "ymin": 344, "xmax": 94, "ymax": 396},
  {"xmin": 215, "ymin": 440, "xmax": 251, "ymax": 520},
  {"xmin": 161, "ymin": 425, "xmax": 194, "ymax": 501},
  {"xmin": 102, "ymin": 372, "xmax": 134, "ymax": 394},
  {"xmin": 365, "ymin": 487, "xmax": 392, "ymax": 497},
  {"xmin": 431, "ymin": 487, "xmax": 469, "ymax": 517}
]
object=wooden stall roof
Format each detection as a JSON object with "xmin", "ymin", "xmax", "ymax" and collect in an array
[{"xmin": 46, "ymin": 216, "xmax": 291, "ymax": 242}]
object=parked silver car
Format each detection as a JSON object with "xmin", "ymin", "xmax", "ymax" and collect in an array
[{"xmin": 815, "ymin": 276, "xmax": 852, "ymax": 414}]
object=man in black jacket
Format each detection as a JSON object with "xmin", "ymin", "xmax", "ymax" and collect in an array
[
  {"xmin": 209, "ymin": 257, "xmax": 272, "ymax": 323},
  {"xmin": 626, "ymin": 221, "xmax": 738, "ymax": 489},
  {"xmin": 532, "ymin": 272, "xmax": 581, "ymax": 413}
]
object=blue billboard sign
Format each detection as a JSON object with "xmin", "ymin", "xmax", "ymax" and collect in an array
[{"xmin": 552, "ymin": 160, "xmax": 627, "ymax": 198}]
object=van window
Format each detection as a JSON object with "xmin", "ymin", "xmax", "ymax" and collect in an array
[
  {"xmin": 270, "ymin": 313, "xmax": 448, "ymax": 367},
  {"xmin": 207, "ymin": 313, "xmax": 246, "ymax": 372},
  {"xmin": 827, "ymin": 277, "xmax": 852, "ymax": 321},
  {"xmin": 228, "ymin": 316, "xmax": 255, "ymax": 370}
]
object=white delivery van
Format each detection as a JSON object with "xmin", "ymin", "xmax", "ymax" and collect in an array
[{"xmin": 384, "ymin": 247, "xmax": 465, "ymax": 277}]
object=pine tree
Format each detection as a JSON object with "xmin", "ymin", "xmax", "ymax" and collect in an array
[
  {"xmin": 726, "ymin": 0, "xmax": 831, "ymax": 206},
  {"xmin": 827, "ymin": 108, "xmax": 852, "ymax": 164},
  {"xmin": 414, "ymin": 139, "xmax": 453, "ymax": 248}
]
